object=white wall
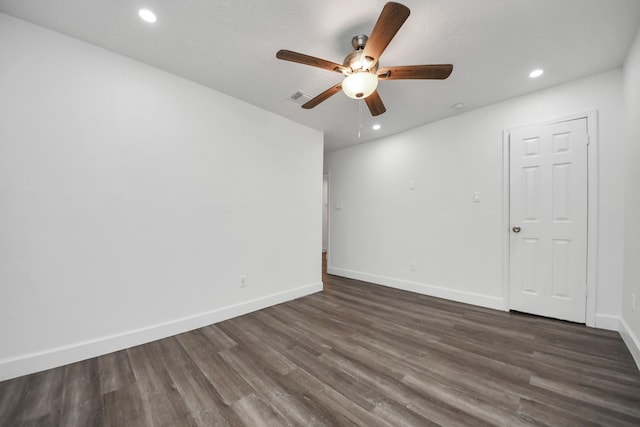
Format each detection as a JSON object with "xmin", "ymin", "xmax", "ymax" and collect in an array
[
  {"xmin": 0, "ymin": 14, "xmax": 323, "ymax": 381},
  {"xmin": 622, "ymin": 28, "xmax": 640, "ymax": 368},
  {"xmin": 326, "ymin": 69, "xmax": 625, "ymax": 325}
]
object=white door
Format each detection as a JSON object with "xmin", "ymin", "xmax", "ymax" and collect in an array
[{"xmin": 509, "ymin": 118, "xmax": 588, "ymax": 323}]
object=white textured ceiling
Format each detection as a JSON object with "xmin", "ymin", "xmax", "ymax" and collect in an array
[{"xmin": 1, "ymin": 0, "xmax": 639, "ymax": 152}]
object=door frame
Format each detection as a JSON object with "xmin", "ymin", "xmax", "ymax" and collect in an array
[
  {"xmin": 323, "ymin": 169, "xmax": 331, "ymax": 267},
  {"xmin": 322, "ymin": 172, "xmax": 329, "ymax": 253},
  {"xmin": 501, "ymin": 111, "xmax": 599, "ymax": 327}
]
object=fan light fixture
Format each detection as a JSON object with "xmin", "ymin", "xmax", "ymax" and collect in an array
[{"xmin": 342, "ymin": 71, "xmax": 378, "ymax": 99}]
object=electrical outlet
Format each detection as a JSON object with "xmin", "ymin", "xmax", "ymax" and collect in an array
[
  {"xmin": 240, "ymin": 275, "xmax": 247, "ymax": 288},
  {"xmin": 409, "ymin": 261, "xmax": 416, "ymax": 272}
]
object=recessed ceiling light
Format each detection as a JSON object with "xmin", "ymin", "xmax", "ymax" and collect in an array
[
  {"xmin": 372, "ymin": 124, "xmax": 381, "ymax": 130},
  {"xmin": 138, "ymin": 9, "xmax": 157, "ymax": 23},
  {"xmin": 452, "ymin": 103, "xmax": 465, "ymax": 110},
  {"xmin": 529, "ymin": 69, "xmax": 544, "ymax": 78}
]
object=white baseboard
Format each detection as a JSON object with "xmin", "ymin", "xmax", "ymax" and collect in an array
[
  {"xmin": 619, "ymin": 318, "xmax": 640, "ymax": 371},
  {"xmin": 594, "ymin": 313, "xmax": 621, "ymax": 331},
  {"xmin": 0, "ymin": 282, "xmax": 323, "ymax": 382},
  {"xmin": 327, "ymin": 267, "xmax": 505, "ymax": 311}
]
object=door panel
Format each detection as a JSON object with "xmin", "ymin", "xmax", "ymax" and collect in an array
[
  {"xmin": 522, "ymin": 166, "xmax": 540, "ymax": 220},
  {"xmin": 509, "ymin": 118, "xmax": 588, "ymax": 323},
  {"xmin": 522, "ymin": 238, "xmax": 541, "ymax": 294}
]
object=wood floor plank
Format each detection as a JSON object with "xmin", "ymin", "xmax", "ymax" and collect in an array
[
  {"xmin": 529, "ymin": 374, "xmax": 640, "ymax": 418},
  {"xmin": 191, "ymin": 407, "xmax": 240, "ymax": 427},
  {"xmin": 402, "ymin": 373, "xmax": 530, "ymax": 426},
  {"xmin": 516, "ymin": 398, "xmax": 603, "ymax": 427},
  {"xmin": 12, "ymin": 366, "xmax": 64, "ymax": 423},
  {"xmin": 60, "ymin": 358, "xmax": 102, "ymax": 427},
  {"xmin": 102, "ymin": 382, "xmax": 147, "ymax": 427},
  {"xmin": 217, "ymin": 317, "xmax": 297, "ymax": 375},
  {"xmin": 318, "ymin": 349, "xmax": 417, "ymax": 407},
  {"xmin": 282, "ymin": 368, "xmax": 390, "ymax": 427},
  {"xmin": 0, "ymin": 374, "xmax": 30, "ymax": 425},
  {"xmin": 14, "ymin": 411, "xmax": 60, "ymax": 427},
  {"xmin": 281, "ymin": 344, "xmax": 387, "ymax": 412},
  {"xmin": 126, "ymin": 341, "xmax": 196, "ymax": 426},
  {"xmin": 259, "ymin": 369, "xmax": 359, "ymax": 426},
  {"xmin": 199, "ymin": 325, "xmax": 238, "ymax": 352},
  {"xmin": 153, "ymin": 336, "xmax": 248, "ymax": 427},
  {"xmin": 218, "ymin": 346, "xmax": 331, "ymax": 426},
  {"xmin": 155, "ymin": 337, "xmax": 228, "ymax": 413},
  {"xmin": 406, "ymin": 394, "xmax": 496, "ymax": 427},
  {"xmin": 251, "ymin": 310, "xmax": 332, "ymax": 356},
  {"xmin": 531, "ymin": 349, "xmax": 640, "ymax": 386},
  {"xmin": 175, "ymin": 329, "xmax": 252, "ymax": 406},
  {"xmin": 402, "ymin": 357, "xmax": 524, "ymax": 412},
  {"xmin": 2, "ymin": 256, "xmax": 640, "ymax": 426},
  {"xmin": 230, "ymin": 394, "xmax": 290, "ymax": 427},
  {"xmin": 97, "ymin": 349, "xmax": 136, "ymax": 396},
  {"xmin": 372, "ymin": 398, "xmax": 440, "ymax": 427}
]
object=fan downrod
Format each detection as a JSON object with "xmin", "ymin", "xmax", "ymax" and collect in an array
[{"xmin": 351, "ymin": 35, "xmax": 368, "ymax": 50}]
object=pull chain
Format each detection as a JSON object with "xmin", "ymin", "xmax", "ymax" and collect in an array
[{"xmin": 358, "ymin": 101, "xmax": 363, "ymax": 138}]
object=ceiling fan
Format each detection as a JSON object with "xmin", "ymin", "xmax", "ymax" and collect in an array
[{"xmin": 276, "ymin": 2, "xmax": 453, "ymax": 116}]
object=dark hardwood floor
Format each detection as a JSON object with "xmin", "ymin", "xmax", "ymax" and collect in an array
[{"xmin": 2, "ymin": 256, "xmax": 640, "ymax": 426}]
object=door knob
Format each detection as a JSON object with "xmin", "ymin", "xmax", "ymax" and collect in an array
[{"xmin": 512, "ymin": 226, "xmax": 521, "ymax": 233}]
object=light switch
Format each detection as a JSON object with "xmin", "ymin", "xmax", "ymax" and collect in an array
[
  {"xmin": 409, "ymin": 180, "xmax": 416, "ymax": 191},
  {"xmin": 473, "ymin": 192, "xmax": 481, "ymax": 203},
  {"xmin": 335, "ymin": 203, "xmax": 344, "ymax": 210}
]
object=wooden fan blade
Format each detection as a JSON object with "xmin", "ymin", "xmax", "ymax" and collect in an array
[
  {"xmin": 361, "ymin": 2, "xmax": 410, "ymax": 65},
  {"xmin": 276, "ymin": 50, "xmax": 347, "ymax": 74},
  {"xmin": 365, "ymin": 90, "xmax": 386, "ymax": 116},
  {"xmin": 378, "ymin": 64, "xmax": 453, "ymax": 80},
  {"xmin": 302, "ymin": 83, "xmax": 343, "ymax": 109}
]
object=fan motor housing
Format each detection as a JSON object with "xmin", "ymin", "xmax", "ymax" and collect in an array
[{"xmin": 343, "ymin": 35, "xmax": 378, "ymax": 73}]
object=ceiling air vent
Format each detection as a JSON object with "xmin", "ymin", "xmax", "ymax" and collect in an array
[{"xmin": 287, "ymin": 90, "xmax": 311, "ymax": 105}]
